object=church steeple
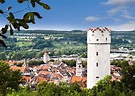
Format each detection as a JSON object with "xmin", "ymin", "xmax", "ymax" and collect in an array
[
  {"xmin": 76, "ymin": 56, "xmax": 82, "ymax": 76},
  {"xmin": 23, "ymin": 58, "xmax": 29, "ymax": 71}
]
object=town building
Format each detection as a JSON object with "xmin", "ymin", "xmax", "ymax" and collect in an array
[
  {"xmin": 43, "ymin": 50, "xmax": 50, "ymax": 64},
  {"xmin": 76, "ymin": 56, "xmax": 82, "ymax": 76}
]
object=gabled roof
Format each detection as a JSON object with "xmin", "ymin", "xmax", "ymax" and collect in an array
[
  {"xmin": 70, "ymin": 76, "xmax": 87, "ymax": 83},
  {"xmin": 70, "ymin": 76, "xmax": 87, "ymax": 87}
]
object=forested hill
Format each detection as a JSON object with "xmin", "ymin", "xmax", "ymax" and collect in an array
[
  {"xmin": 13, "ymin": 29, "xmax": 135, "ymax": 45},
  {"xmin": 10, "ymin": 30, "xmax": 84, "ymax": 34},
  {"xmin": 111, "ymin": 30, "xmax": 135, "ymax": 48},
  {"xmin": 0, "ymin": 30, "xmax": 135, "ymax": 60},
  {"xmin": 4, "ymin": 29, "xmax": 135, "ymax": 48}
]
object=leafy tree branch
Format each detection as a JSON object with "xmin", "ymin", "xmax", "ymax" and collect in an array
[{"xmin": 0, "ymin": 0, "xmax": 50, "ymax": 47}]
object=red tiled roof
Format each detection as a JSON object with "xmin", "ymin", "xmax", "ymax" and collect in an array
[
  {"xmin": 41, "ymin": 65, "xmax": 50, "ymax": 70},
  {"xmin": 70, "ymin": 76, "xmax": 87, "ymax": 87},
  {"xmin": 35, "ymin": 76, "xmax": 47, "ymax": 83},
  {"xmin": 53, "ymin": 72, "xmax": 63, "ymax": 79},
  {"xmin": 88, "ymin": 27, "xmax": 110, "ymax": 32},
  {"xmin": 70, "ymin": 76, "xmax": 87, "ymax": 83},
  {"xmin": 22, "ymin": 76, "xmax": 31, "ymax": 82},
  {"xmin": 10, "ymin": 66, "xmax": 26, "ymax": 72},
  {"xmin": 38, "ymin": 71, "xmax": 52, "ymax": 75}
]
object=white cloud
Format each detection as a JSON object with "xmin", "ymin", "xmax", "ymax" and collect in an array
[
  {"xmin": 104, "ymin": 0, "xmax": 135, "ymax": 6},
  {"xmin": 113, "ymin": 18, "xmax": 122, "ymax": 22},
  {"xmin": 104, "ymin": 0, "xmax": 135, "ymax": 20},
  {"xmin": 107, "ymin": 21, "xmax": 135, "ymax": 31},
  {"xmin": 107, "ymin": 7, "xmax": 124, "ymax": 14},
  {"xmin": 85, "ymin": 16, "xmax": 99, "ymax": 21},
  {"xmin": 122, "ymin": 11, "xmax": 135, "ymax": 19}
]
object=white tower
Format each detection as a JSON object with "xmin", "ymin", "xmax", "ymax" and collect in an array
[
  {"xmin": 43, "ymin": 50, "xmax": 50, "ymax": 64},
  {"xmin": 87, "ymin": 27, "xmax": 111, "ymax": 89},
  {"xmin": 76, "ymin": 56, "xmax": 82, "ymax": 76}
]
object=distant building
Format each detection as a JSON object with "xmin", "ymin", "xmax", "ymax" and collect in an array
[
  {"xmin": 76, "ymin": 56, "xmax": 82, "ymax": 76},
  {"xmin": 87, "ymin": 27, "xmax": 111, "ymax": 88},
  {"xmin": 43, "ymin": 50, "xmax": 50, "ymax": 64}
]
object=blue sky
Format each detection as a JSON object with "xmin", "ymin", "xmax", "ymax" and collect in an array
[{"xmin": 1, "ymin": 0, "xmax": 135, "ymax": 31}]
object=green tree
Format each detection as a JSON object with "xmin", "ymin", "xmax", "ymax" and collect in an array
[
  {"xmin": 28, "ymin": 60, "xmax": 44, "ymax": 66},
  {"xmin": 0, "ymin": 52, "xmax": 7, "ymax": 60},
  {"xmin": 82, "ymin": 61, "xmax": 87, "ymax": 67},
  {"xmin": 37, "ymin": 81, "xmax": 58, "ymax": 96},
  {"xmin": 96, "ymin": 75, "xmax": 112, "ymax": 92},
  {"xmin": 36, "ymin": 51, "xmax": 44, "ymax": 58},
  {"xmin": 120, "ymin": 60, "xmax": 129, "ymax": 68},
  {"xmin": 0, "ymin": 61, "xmax": 23, "ymax": 95},
  {"xmin": 62, "ymin": 59, "xmax": 76, "ymax": 67},
  {"xmin": 23, "ymin": 51, "xmax": 36, "ymax": 59},
  {"xmin": 12, "ymin": 52, "xmax": 23, "ymax": 60},
  {"xmin": 121, "ymin": 64, "xmax": 135, "ymax": 90},
  {"xmin": 7, "ymin": 86, "xmax": 37, "ymax": 96}
]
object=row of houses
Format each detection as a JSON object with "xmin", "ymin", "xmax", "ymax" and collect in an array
[
  {"xmin": 5, "ymin": 49, "xmax": 127, "ymax": 88},
  {"xmin": 6, "ymin": 60, "xmax": 123, "ymax": 88},
  {"xmin": 7, "ymin": 59, "xmax": 87, "ymax": 88}
]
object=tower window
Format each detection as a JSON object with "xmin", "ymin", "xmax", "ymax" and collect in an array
[
  {"xmin": 96, "ymin": 39, "xmax": 99, "ymax": 41},
  {"xmin": 96, "ymin": 63, "xmax": 98, "ymax": 67},
  {"xmin": 106, "ymin": 37, "xmax": 107, "ymax": 41},
  {"xmin": 96, "ymin": 52, "xmax": 98, "ymax": 56},
  {"xmin": 92, "ymin": 34, "xmax": 94, "ymax": 36},
  {"xmin": 96, "ymin": 76, "xmax": 99, "ymax": 78}
]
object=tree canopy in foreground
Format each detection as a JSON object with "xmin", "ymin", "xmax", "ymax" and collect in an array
[{"xmin": 0, "ymin": 60, "xmax": 23, "ymax": 95}]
